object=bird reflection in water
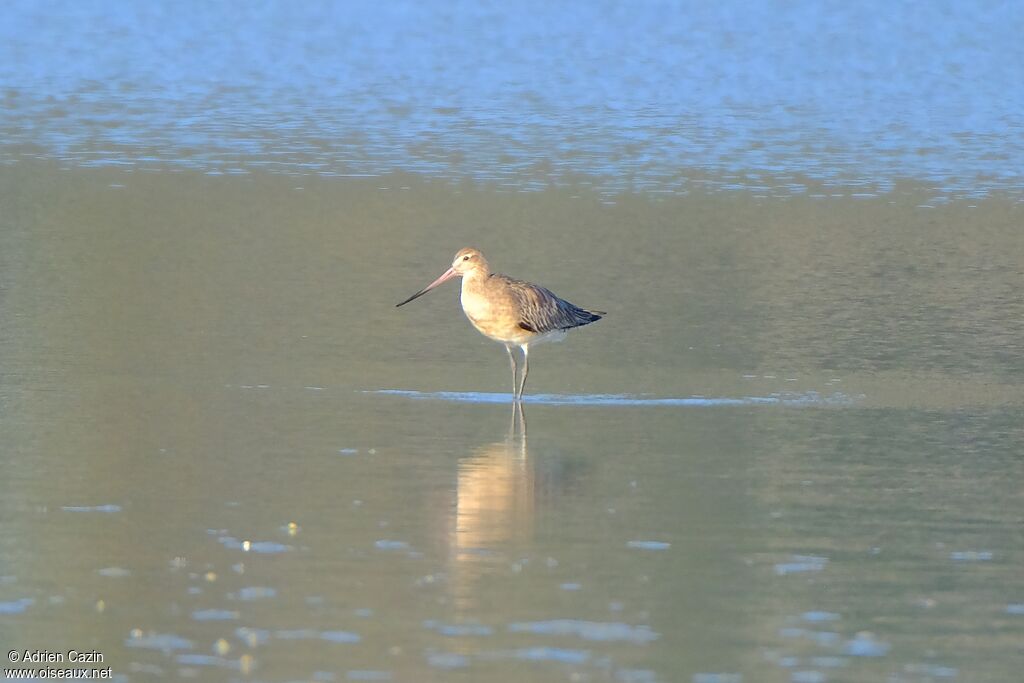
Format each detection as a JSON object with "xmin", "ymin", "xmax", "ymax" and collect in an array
[{"xmin": 448, "ymin": 402, "xmax": 531, "ymax": 612}]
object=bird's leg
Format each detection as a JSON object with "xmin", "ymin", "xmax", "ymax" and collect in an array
[
  {"xmin": 504, "ymin": 344, "xmax": 518, "ymax": 401},
  {"xmin": 517, "ymin": 344, "xmax": 530, "ymax": 400}
]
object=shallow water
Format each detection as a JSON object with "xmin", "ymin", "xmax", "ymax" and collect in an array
[
  {"xmin": 1, "ymin": 164, "xmax": 1022, "ymax": 682},
  {"xmin": 367, "ymin": 390, "xmax": 860, "ymax": 407},
  {"xmin": 2, "ymin": 1, "xmax": 1023, "ymax": 680},
  {"xmin": 2, "ymin": 0, "xmax": 1023, "ymax": 199}
]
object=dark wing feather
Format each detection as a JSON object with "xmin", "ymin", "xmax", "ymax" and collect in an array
[{"xmin": 501, "ymin": 276, "xmax": 604, "ymax": 334}]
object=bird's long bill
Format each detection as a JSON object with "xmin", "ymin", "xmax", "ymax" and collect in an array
[{"xmin": 396, "ymin": 266, "xmax": 457, "ymax": 307}]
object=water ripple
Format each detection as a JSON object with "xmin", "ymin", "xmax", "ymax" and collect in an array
[
  {"xmin": 368, "ymin": 389, "xmax": 859, "ymax": 407},
  {"xmin": 507, "ymin": 619, "xmax": 658, "ymax": 644},
  {"xmin": 2, "ymin": 1, "xmax": 1020, "ymax": 200}
]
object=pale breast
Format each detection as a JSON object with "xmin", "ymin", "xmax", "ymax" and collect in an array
[
  {"xmin": 460, "ymin": 280, "xmax": 531, "ymax": 344},
  {"xmin": 460, "ymin": 288, "xmax": 493, "ymax": 327}
]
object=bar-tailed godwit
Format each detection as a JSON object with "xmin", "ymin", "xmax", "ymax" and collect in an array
[{"xmin": 397, "ymin": 248, "xmax": 604, "ymax": 400}]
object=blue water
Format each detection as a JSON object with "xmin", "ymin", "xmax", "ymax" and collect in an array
[
  {"xmin": 368, "ymin": 389, "xmax": 860, "ymax": 407},
  {"xmin": 1, "ymin": 0, "xmax": 1021, "ymax": 198}
]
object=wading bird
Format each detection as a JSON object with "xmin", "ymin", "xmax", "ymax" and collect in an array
[{"xmin": 397, "ymin": 248, "xmax": 604, "ymax": 400}]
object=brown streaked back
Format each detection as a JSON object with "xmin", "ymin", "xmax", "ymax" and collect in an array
[{"xmin": 498, "ymin": 275, "xmax": 604, "ymax": 335}]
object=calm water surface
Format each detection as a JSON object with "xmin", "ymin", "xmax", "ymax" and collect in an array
[
  {"xmin": 1, "ymin": 1, "xmax": 1023, "ymax": 682},
  {"xmin": 1, "ymin": 167, "xmax": 1021, "ymax": 682}
]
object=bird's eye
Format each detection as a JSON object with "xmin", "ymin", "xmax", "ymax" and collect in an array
[{"xmin": 463, "ymin": 255, "xmax": 471, "ymax": 261}]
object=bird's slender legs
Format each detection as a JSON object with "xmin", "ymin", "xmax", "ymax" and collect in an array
[
  {"xmin": 517, "ymin": 344, "xmax": 530, "ymax": 400},
  {"xmin": 505, "ymin": 344, "xmax": 519, "ymax": 400},
  {"xmin": 504, "ymin": 344, "xmax": 531, "ymax": 401}
]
